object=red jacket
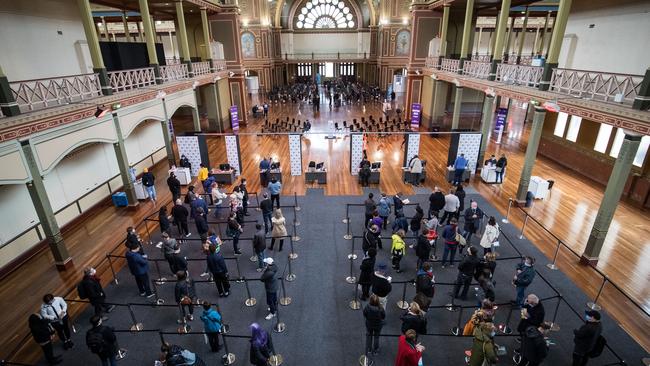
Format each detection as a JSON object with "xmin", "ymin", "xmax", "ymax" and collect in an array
[{"xmin": 395, "ymin": 335, "xmax": 422, "ymax": 366}]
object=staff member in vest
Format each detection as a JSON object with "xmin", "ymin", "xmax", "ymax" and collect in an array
[
  {"xmin": 40, "ymin": 294, "xmax": 73, "ymax": 350},
  {"xmin": 408, "ymin": 155, "xmax": 423, "ymax": 186}
]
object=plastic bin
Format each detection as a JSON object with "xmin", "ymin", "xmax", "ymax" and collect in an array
[{"xmin": 112, "ymin": 192, "xmax": 128, "ymax": 207}]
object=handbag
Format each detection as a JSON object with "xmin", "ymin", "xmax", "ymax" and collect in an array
[
  {"xmin": 492, "ymin": 241, "xmax": 500, "ymax": 248},
  {"xmin": 495, "ymin": 167, "xmax": 503, "ymax": 173},
  {"xmin": 180, "ymin": 295, "xmax": 192, "ymax": 305},
  {"xmin": 455, "ymin": 233, "xmax": 467, "ymax": 246}
]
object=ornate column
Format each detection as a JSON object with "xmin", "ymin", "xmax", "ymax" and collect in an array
[
  {"xmin": 488, "ymin": 0, "xmax": 511, "ymax": 80},
  {"xmin": 138, "ymin": 0, "xmax": 162, "ymax": 83},
  {"xmin": 175, "ymin": 0, "xmax": 193, "ymax": 76},
  {"xmin": 515, "ymin": 105, "xmax": 546, "ymax": 203},
  {"xmin": 458, "ymin": 0, "xmax": 475, "ymax": 73},
  {"xmin": 516, "ymin": 7, "xmax": 529, "ymax": 64},
  {"xmin": 76, "ymin": 0, "xmax": 112, "ymax": 95},
  {"xmin": 540, "ymin": 0, "xmax": 572, "ymax": 91},
  {"xmin": 451, "ymin": 85, "xmax": 463, "ymax": 130}
]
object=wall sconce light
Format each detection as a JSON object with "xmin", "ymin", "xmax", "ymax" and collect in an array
[
  {"xmin": 242, "ymin": 19, "xmax": 249, "ymax": 27},
  {"xmin": 402, "ymin": 17, "xmax": 408, "ymax": 25}
]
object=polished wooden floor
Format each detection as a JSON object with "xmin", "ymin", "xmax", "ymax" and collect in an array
[{"xmin": 1, "ymin": 90, "xmax": 649, "ymax": 363}]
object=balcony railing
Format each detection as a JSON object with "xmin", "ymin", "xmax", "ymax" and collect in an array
[
  {"xmin": 505, "ymin": 54, "xmax": 533, "ymax": 66},
  {"xmin": 550, "ymin": 68, "xmax": 644, "ymax": 106},
  {"xmin": 424, "ymin": 57, "xmax": 439, "ymax": 69},
  {"xmin": 495, "ymin": 63, "xmax": 543, "ymax": 87},
  {"xmin": 108, "ymin": 67, "xmax": 156, "ymax": 93},
  {"xmin": 462, "ymin": 60, "xmax": 490, "ymax": 79},
  {"xmin": 165, "ymin": 57, "xmax": 181, "ymax": 65},
  {"xmin": 283, "ymin": 53, "xmax": 368, "ymax": 60},
  {"xmin": 214, "ymin": 59, "xmax": 227, "ymax": 71},
  {"xmin": 9, "ymin": 73, "xmax": 102, "ymax": 113},
  {"xmin": 160, "ymin": 64, "xmax": 189, "ymax": 83},
  {"xmin": 440, "ymin": 58, "xmax": 460, "ymax": 73},
  {"xmin": 471, "ymin": 54, "xmax": 491, "ymax": 63},
  {"xmin": 192, "ymin": 61, "xmax": 211, "ymax": 76}
]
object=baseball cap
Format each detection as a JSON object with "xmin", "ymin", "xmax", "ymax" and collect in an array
[{"xmin": 263, "ymin": 257, "xmax": 274, "ymax": 265}]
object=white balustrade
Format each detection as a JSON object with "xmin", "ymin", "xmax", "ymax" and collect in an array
[
  {"xmin": 214, "ymin": 59, "xmax": 227, "ymax": 71},
  {"xmin": 9, "ymin": 73, "xmax": 102, "ymax": 112},
  {"xmin": 424, "ymin": 57, "xmax": 439, "ymax": 69},
  {"xmin": 495, "ymin": 63, "xmax": 543, "ymax": 87},
  {"xmin": 462, "ymin": 60, "xmax": 490, "ymax": 79},
  {"xmin": 160, "ymin": 64, "xmax": 189, "ymax": 82},
  {"xmin": 192, "ymin": 61, "xmax": 211, "ymax": 76},
  {"xmin": 471, "ymin": 54, "xmax": 491, "ymax": 63},
  {"xmin": 108, "ymin": 67, "xmax": 155, "ymax": 93},
  {"xmin": 440, "ymin": 58, "xmax": 460, "ymax": 73},
  {"xmin": 550, "ymin": 68, "xmax": 644, "ymax": 105}
]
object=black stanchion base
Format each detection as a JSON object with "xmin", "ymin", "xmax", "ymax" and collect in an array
[
  {"xmin": 222, "ymin": 353, "xmax": 236, "ymax": 365},
  {"xmin": 274, "ymin": 322, "xmax": 286, "ymax": 333},
  {"xmin": 245, "ymin": 298, "xmax": 257, "ymax": 307},
  {"xmin": 359, "ymin": 355, "xmax": 374, "ymax": 366},
  {"xmin": 269, "ymin": 354, "xmax": 283, "ymax": 366},
  {"xmin": 116, "ymin": 349, "xmax": 127, "ymax": 360},
  {"xmin": 130, "ymin": 323, "xmax": 143, "ymax": 332}
]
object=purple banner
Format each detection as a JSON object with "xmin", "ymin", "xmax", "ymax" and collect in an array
[
  {"xmin": 410, "ymin": 103, "xmax": 421, "ymax": 131},
  {"xmin": 494, "ymin": 107, "xmax": 507, "ymax": 133},
  {"xmin": 230, "ymin": 105, "xmax": 239, "ymax": 132}
]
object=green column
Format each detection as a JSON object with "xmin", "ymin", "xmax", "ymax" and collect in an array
[
  {"xmin": 488, "ymin": 19, "xmax": 497, "ymax": 57},
  {"xmin": 175, "ymin": 0, "xmax": 193, "ymax": 76},
  {"xmin": 516, "ymin": 105, "xmax": 546, "ymax": 202},
  {"xmin": 431, "ymin": 80, "xmax": 448, "ymax": 125},
  {"xmin": 214, "ymin": 81, "xmax": 224, "ymax": 132},
  {"xmin": 192, "ymin": 89, "xmax": 202, "ymax": 131},
  {"xmin": 439, "ymin": 4, "xmax": 450, "ymax": 59},
  {"xmin": 161, "ymin": 101, "xmax": 175, "ymax": 166},
  {"xmin": 582, "ymin": 133, "xmax": 641, "ymax": 263},
  {"xmin": 458, "ymin": 0, "xmax": 475, "ymax": 72},
  {"xmin": 516, "ymin": 8, "xmax": 529, "ymax": 64},
  {"xmin": 0, "ymin": 64, "xmax": 20, "ymax": 116},
  {"xmin": 478, "ymin": 94, "xmax": 495, "ymax": 165},
  {"xmin": 200, "ymin": 8, "xmax": 214, "ymax": 70},
  {"xmin": 538, "ymin": 12, "xmax": 550, "ymax": 55},
  {"xmin": 488, "ymin": 0, "xmax": 511, "ymax": 80},
  {"xmin": 101, "ymin": 17, "xmax": 109, "ymax": 40},
  {"xmin": 632, "ymin": 68, "xmax": 650, "ymax": 111},
  {"xmin": 77, "ymin": 0, "xmax": 112, "ymax": 95},
  {"xmin": 122, "ymin": 11, "xmax": 131, "ymax": 42},
  {"xmin": 451, "ymin": 86, "xmax": 463, "ymax": 130},
  {"xmin": 540, "ymin": 0, "xmax": 572, "ymax": 91},
  {"xmin": 112, "ymin": 113, "xmax": 138, "ymax": 206},
  {"xmin": 22, "ymin": 143, "xmax": 72, "ymax": 270},
  {"xmin": 138, "ymin": 0, "xmax": 162, "ymax": 84},
  {"xmin": 504, "ymin": 17, "xmax": 515, "ymax": 62}
]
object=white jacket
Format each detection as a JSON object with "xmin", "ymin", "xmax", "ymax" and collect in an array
[
  {"xmin": 480, "ymin": 223, "xmax": 500, "ymax": 248},
  {"xmin": 409, "ymin": 158, "xmax": 423, "ymax": 174},
  {"xmin": 40, "ymin": 297, "xmax": 68, "ymax": 322},
  {"xmin": 212, "ymin": 189, "xmax": 227, "ymax": 205}
]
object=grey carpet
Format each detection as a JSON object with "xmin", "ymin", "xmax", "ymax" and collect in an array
[{"xmin": 30, "ymin": 191, "xmax": 647, "ymax": 365}]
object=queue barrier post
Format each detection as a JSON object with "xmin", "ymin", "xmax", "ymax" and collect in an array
[
  {"xmin": 549, "ymin": 295, "xmax": 562, "ymax": 331},
  {"xmin": 107, "ymin": 254, "xmax": 119, "ymax": 285},
  {"xmin": 502, "ymin": 198, "xmax": 513, "ymax": 224},
  {"xmin": 294, "ymin": 192, "xmax": 300, "ymax": 211},
  {"xmin": 546, "ymin": 239, "xmax": 561, "ymax": 270},
  {"xmin": 127, "ymin": 304, "xmax": 144, "ymax": 332},
  {"xmin": 586, "ymin": 278, "xmax": 607, "ymax": 312},
  {"xmin": 359, "ymin": 334, "xmax": 375, "ymax": 366},
  {"xmin": 396, "ymin": 281, "xmax": 409, "ymax": 310},
  {"xmin": 346, "ymin": 253, "xmax": 356, "ymax": 284},
  {"xmin": 519, "ymin": 215, "xmax": 529, "ymax": 240},
  {"xmin": 292, "ymin": 219, "xmax": 301, "ymax": 242},
  {"xmin": 293, "ymin": 206, "xmax": 300, "ymax": 227},
  {"xmin": 250, "ymin": 254, "xmax": 257, "ymax": 263},
  {"xmin": 349, "ymin": 282, "xmax": 361, "ymax": 310},
  {"xmin": 498, "ymin": 305, "xmax": 514, "ymax": 334},
  {"xmin": 235, "ymin": 257, "xmax": 244, "ymax": 283},
  {"xmin": 289, "ymin": 237, "xmax": 298, "ymax": 260},
  {"xmin": 344, "ymin": 215, "xmax": 352, "ymax": 240},
  {"xmin": 279, "ymin": 277, "xmax": 292, "ymax": 306},
  {"xmin": 221, "ymin": 333, "xmax": 236, "ymax": 365},
  {"xmin": 445, "ymin": 293, "xmax": 459, "ymax": 313},
  {"xmin": 214, "ymin": 302, "xmax": 230, "ymax": 334},
  {"xmin": 273, "ymin": 304, "xmax": 286, "ymax": 333},
  {"xmin": 348, "ymin": 237, "xmax": 358, "ymax": 260},
  {"xmin": 116, "ymin": 347, "xmax": 127, "ymax": 360},
  {"xmin": 244, "ymin": 278, "xmax": 257, "ymax": 307},
  {"xmin": 342, "ymin": 204, "xmax": 350, "ymax": 224},
  {"xmin": 268, "ymin": 354, "xmax": 284, "ymax": 366},
  {"xmin": 154, "ymin": 260, "xmax": 167, "ymax": 284},
  {"xmin": 144, "ymin": 219, "xmax": 152, "ymax": 245},
  {"xmin": 285, "ymin": 256, "xmax": 296, "ymax": 282},
  {"xmin": 451, "ymin": 305, "xmax": 465, "ymax": 335}
]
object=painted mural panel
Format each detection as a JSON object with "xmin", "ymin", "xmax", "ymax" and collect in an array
[
  {"xmin": 395, "ymin": 29, "xmax": 410, "ymax": 56},
  {"xmin": 241, "ymin": 32, "xmax": 256, "ymax": 58}
]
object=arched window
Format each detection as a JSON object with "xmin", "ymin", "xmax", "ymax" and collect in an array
[{"xmin": 295, "ymin": 0, "xmax": 356, "ymax": 29}]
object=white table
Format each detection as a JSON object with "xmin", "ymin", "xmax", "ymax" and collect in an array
[
  {"xmin": 480, "ymin": 165, "xmax": 501, "ymax": 183},
  {"xmin": 169, "ymin": 167, "xmax": 191, "ymax": 185},
  {"xmin": 134, "ymin": 179, "xmax": 148, "ymax": 200},
  {"xmin": 529, "ymin": 176, "xmax": 550, "ymax": 199}
]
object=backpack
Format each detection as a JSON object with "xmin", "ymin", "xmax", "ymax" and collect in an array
[
  {"xmin": 167, "ymin": 349, "xmax": 196, "ymax": 366},
  {"xmin": 86, "ymin": 330, "xmax": 106, "ymax": 354},
  {"xmin": 77, "ymin": 282, "xmax": 88, "ymax": 299},
  {"xmin": 588, "ymin": 335, "xmax": 606, "ymax": 358}
]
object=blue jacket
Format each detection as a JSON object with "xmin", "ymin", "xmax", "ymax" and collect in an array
[
  {"xmin": 454, "ymin": 156, "xmax": 468, "ymax": 170},
  {"xmin": 203, "ymin": 176, "xmax": 216, "ymax": 194},
  {"xmin": 392, "ymin": 216, "xmax": 408, "ymax": 233},
  {"xmin": 191, "ymin": 198, "xmax": 209, "ymax": 218},
  {"xmin": 515, "ymin": 263, "xmax": 536, "ymax": 287},
  {"xmin": 126, "ymin": 251, "xmax": 149, "ymax": 276},
  {"xmin": 377, "ymin": 197, "xmax": 391, "ymax": 217},
  {"xmin": 207, "ymin": 252, "xmax": 228, "ymax": 274},
  {"xmin": 259, "ymin": 159, "xmax": 270, "ymax": 170},
  {"xmin": 200, "ymin": 308, "xmax": 222, "ymax": 333},
  {"xmin": 268, "ymin": 181, "xmax": 282, "ymax": 195}
]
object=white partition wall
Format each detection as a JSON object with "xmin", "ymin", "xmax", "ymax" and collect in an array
[
  {"xmin": 404, "ymin": 133, "xmax": 421, "ymax": 166},
  {"xmin": 288, "ymin": 134, "xmax": 302, "ymax": 176},
  {"xmin": 176, "ymin": 136, "xmax": 201, "ymax": 176},
  {"xmin": 224, "ymin": 135, "xmax": 242, "ymax": 176},
  {"xmin": 457, "ymin": 133, "xmax": 482, "ymax": 174},
  {"xmin": 350, "ymin": 133, "xmax": 364, "ymax": 175}
]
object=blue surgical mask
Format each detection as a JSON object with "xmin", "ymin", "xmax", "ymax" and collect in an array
[
  {"xmin": 524, "ymin": 262, "xmax": 532, "ymax": 267},
  {"xmin": 585, "ymin": 315, "xmax": 591, "ymax": 321},
  {"xmin": 490, "ymin": 331, "xmax": 496, "ymax": 337}
]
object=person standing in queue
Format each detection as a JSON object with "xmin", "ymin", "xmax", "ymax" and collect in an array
[
  {"xmin": 572, "ymin": 310, "xmax": 603, "ymax": 366},
  {"xmin": 371, "ymin": 263, "xmax": 392, "ymax": 311},
  {"xmin": 395, "ymin": 329, "xmax": 425, "ymax": 366},
  {"xmin": 200, "ymin": 301, "xmax": 223, "ymax": 353},
  {"xmin": 359, "ymin": 248, "xmax": 377, "ymax": 301},
  {"xmin": 206, "ymin": 244, "xmax": 230, "ymax": 297},
  {"xmin": 239, "ymin": 178, "xmax": 250, "ymax": 216},
  {"xmin": 364, "ymin": 193, "xmax": 376, "ymax": 228},
  {"xmin": 40, "ymin": 294, "xmax": 74, "ymax": 350},
  {"xmin": 269, "ymin": 209, "xmax": 287, "ymax": 251},
  {"xmin": 77, "ymin": 267, "xmax": 115, "ymax": 320},
  {"xmin": 172, "ymin": 199, "xmax": 191, "ymax": 238},
  {"xmin": 377, "ymin": 193, "xmax": 392, "ymax": 230},
  {"xmin": 167, "ymin": 172, "xmax": 181, "ymax": 202},
  {"xmin": 268, "ymin": 177, "xmax": 282, "ymax": 209},
  {"xmin": 441, "ymin": 218, "xmax": 460, "ymax": 268},
  {"xmin": 260, "ymin": 258, "xmax": 279, "ymax": 320},
  {"xmin": 362, "ymin": 294, "xmax": 385, "ymax": 356},
  {"xmin": 226, "ymin": 211, "xmax": 243, "ymax": 255},
  {"xmin": 29, "ymin": 313, "xmax": 62, "ymax": 365},
  {"xmin": 391, "ymin": 229, "xmax": 407, "ymax": 273},
  {"xmin": 86, "ymin": 315, "xmax": 119, "ymax": 366},
  {"xmin": 249, "ymin": 322, "xmax": 275, "ymax": 366},
  {"xmin": 428, "ymin": 186, "xmax": 445, "ymax": 220},
  {"xmin": 440, "ymin": 189, "xmax": 459, "ymax": 225},
  {"xmin": 260, "ymin": 193, "xmax": 274, "ymax": 234}
]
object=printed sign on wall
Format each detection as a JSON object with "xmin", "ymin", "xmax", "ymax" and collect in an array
[
  {"xmin": 410, "ymin": 103, "xmax": 421, "ymax": 131},
  {"xmin": 350, "ymin": 133, "xmax": 364, "ymax": 175},
  {"xmin": 224, "ymin": 135, "xmax": 241, "ymax": 176},
  {"xmin": 230, "ymin": 105, "xmax": 239, "ymax": 132},
  {"xmin": 288, "ymin": 134, "xmax": 302, "ymax": 176},
  {"xmin": 458, "ymin": 133, "xmax": 482, "ymax": 174},
  {"xmin": 404, "ymin": 133, "xmax": 421, "ymax": 167},
  {"xmin": 176, "ymin": 136, "xmax": 201, "ymax": 176}
]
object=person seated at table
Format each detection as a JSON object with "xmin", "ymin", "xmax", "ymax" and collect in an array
[{"xmin": 485, "ymin": 155, "xmax": 497, "ymax": 166}]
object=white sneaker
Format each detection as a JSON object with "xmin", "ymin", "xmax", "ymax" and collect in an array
[
  {"xmin": 200, "ymin": 272, "xmax": 210, "ymax": 277},
  {"xmin": 265, "ymin": 313, "xmax": 276, "ymax": 320},
  {"xmin": 185, "ymin": 233, "xmax": 192, "ymax": 237},
  {"xmin": 256, "ymin": 268, "xmax": 263, "ymax": 272}
]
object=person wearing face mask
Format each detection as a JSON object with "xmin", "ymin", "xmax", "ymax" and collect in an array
[
  {"xmin": 40, "ymin": 294, "xmax": 74, "ymax": 350},
  {"xmin": 77, "ymin": 267, "xmax": 115, "ymax": 321},
  {"xmin": 363, "ymin": 224, "xmax": 381, "ymax": 253},
  {"xmin": 463, "ymin": 201, "xmax": 484, "ymax": 244},
  {"xmin": 512, "ymin": 256, "xmax": 536, "ymax": 307},
  {"xmin": 453, "ymin": 246, "xmax": 480, "ymax": 300},
  {"xmin": 239, "ymin": 178, "xmax": 250, "ymax": 216},
  {"xmin": 517, "ymin": 294, "xmax": 545, "ymax": 340},
  {"xmin": 359, "ymin": 248, "xmax": 377, "ymax": 301},
  {"xmin": 572, "ymin": 310, "xmax": 603, "ymax": 366},
  {"xmin": 469, "ymin": 322, "xmax": 498, "ymax": 366},
  {"xmin": 517, "ymin": 321, "xmax": 552, "ymax": 366}
]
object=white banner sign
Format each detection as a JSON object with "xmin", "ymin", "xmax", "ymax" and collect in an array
[
  {"xmin": 350, "ymin": 133, "xmax": 364, "ymax": 175},
  {"xmin": 176, "ymin": 135, "xmax": 201, "ymax": 176},
  {"xmin": 288, "ymin": 134, "xmax": 302, "ymax": 176},
  {"xmin": 224, "ymin": 135, "xmax": 241, "ymax": 175}
]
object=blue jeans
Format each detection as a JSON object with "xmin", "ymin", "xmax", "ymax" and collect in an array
[
  {"xmin": 257, "ymin": 251, "xmax": 266, "ymax": 269},
  {"xmin": 453, "ymin": 169, "xmax": 464, "ymax": 185},
  {"xmin": 442, "ymin": 243, "xmax": 457, "ymax": 266},
  {"xmin": 263, "ymin": 212, "xmax": 273, "ymax": 233},
  {"xmin": 99, "ymin": 355, "xmax": 117, "ymax": 366},
  {"xmin": 516, "ymin": 286, "xmax": 526, "ymax": 307},
  {"xmin": 145, "ymin": 186, "xmax": 156, "ymax": 200},
  {"xmin": 266, "ymin": 292, "xmax": 278, "ymax": 314}
]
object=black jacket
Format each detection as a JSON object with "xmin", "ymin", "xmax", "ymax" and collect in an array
[
  {"xmin": 517, "ymin": 302, "xmax": 546, "ymax": 333},
  {"xmin": 362, "ymin": 230, "xmax": 379, "ymax": 252},
  {"xmin": 415, "ymin": 234, "xmax": 431, "ymax": 260},
  {"xmin": 260, "ymin": 199, "xmax": 273, "ymax": 214},
  {"xmin": 171, "ymin": 204, "xmax": 189, "ymax": 223},
  {"xmin": 79, "ymin": 276, "xmax": 105, "ymax": 300},
  {"xmin": 521, "ymin": 326, "xmax": 548, "ymax": 363},
  {"xmin": 142, "ymin": 172, "xmax": 155, "ymax": 187},
  {"xmin": 455, "ymin": 190, "xmax": 466, "ymax": 212},
  {"xmin": 206, "ymin": 252, "xmax": 228, "ymax": 274},
  {"xmin": 170, "ymin": 254, "xmax": 188, "ymax": 273},
  {"xmin": 195, "ymin": 214, "xmax": 208, "ymax": 234},
  {"xmin": 358, "ymin": 257, "xmax": 376, "ymax": 285},
  {"xmin": 428, "ymin": 192, "xmax": 445, "ymax": 212},
  {"xmin": 159, "ymin": 211, "xmax": 170, "ymax": 232},
  {"xmin": 415, "ymin": 272, "xmax": 434, "ymax": 298},
  {"xmin": 261, "ymin": 264, "xmax": 279, "ymax": 293},
  {"xmin": 514, "ymin": 264, "xmax": 536, "ymax": 287},
  {"xmin": 167, "ymin": 176, "xmax": 181, "ymax": 195},
  {"xmin": 174, "ymin": 279, "xmax": 196, "ymax": 303},
  {"xmin": 573, "ymin": 322, "xmax": 602, "ymax": 356},
  {"xmin": 371, "ymin": 274, "xmax": 391, "ymax": 297},
  {"xmin": 253, "ymin": 230, "xmax": 266, "ymax": 253},
  {"xmin": 365, "ymin": 199, "xmax": 376, "ymax": 215},
  {"xmin": 410, "ymin": 211, "xmax": 423, "ymax": 232},
  {"xmin": 463, "ymin": 207, "xmax": 484, "ymax": 232},
  {"xmin": 363, "ymin": 304, "xmax": 385, "ymax": 329},
  {"xmin": 400, "ymin": 312, "xmax": 427, "ymax": 335},
  {"xmin": 458, "ymin": 255, "xmax": 480, "ymax": 277},
  {"xmin": 29, "ymin": 314, "xmax": 53, "ymax": 344},
  {"xmin": 250, "ymin": 336, "xmax": 274, "ymax": 365},
  {"xmin": 86, "ymin": 325, "xmax": 118, "ymax": 357}
]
